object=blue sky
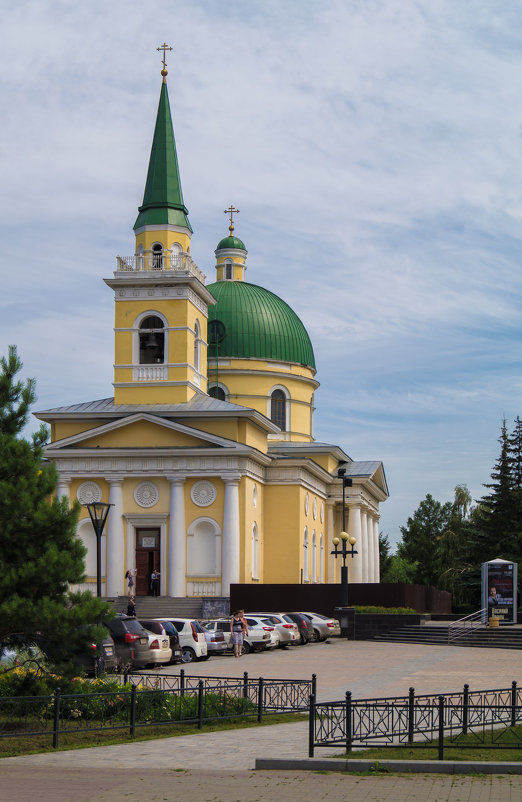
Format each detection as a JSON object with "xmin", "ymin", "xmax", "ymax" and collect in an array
[{"xmin": 2, "ymin": 1, "xmax": 522, "ymax": 547}]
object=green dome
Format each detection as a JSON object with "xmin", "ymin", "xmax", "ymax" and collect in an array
[
  {"xmin": 216, "ymin": 235, "xmax": 246, "ymax": 251},
  {"xmin": 207, "ymin": 281, "xmax": 316, "ymax": 370}
]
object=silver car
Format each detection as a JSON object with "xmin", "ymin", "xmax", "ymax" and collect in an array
[
  {"xmin": 247, "ymin": 613, "xmax": 299, "ymax": 646},
  {"xmin": 301, "ymin": 612, "xmax": 341, "ymax": 640}
]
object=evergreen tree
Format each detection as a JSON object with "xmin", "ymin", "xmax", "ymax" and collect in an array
[
  {"xmin": 0, "ymin": 346, "xmax": 112, "ymax": 674},
  {"xmin": 398, "ymin": 494, "xmax": 452, "ymax": 586},
  {"xmin": 378, "ymin": 532, "xmax": 393, "ymax": 580}
]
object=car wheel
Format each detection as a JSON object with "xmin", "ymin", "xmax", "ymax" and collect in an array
[
  {"xmin": 313, "ymin": 629, "xmax": 322, "ymax": 642},
  {"xmin": 241, "ymin": 641, "xmax": 251, "ymax": 655},
  {"xmin": 300, "ymin": 633, "xmax": 309, "ymax": 645},
  {"xmin": 181, "ymin": 647, "xmax": 196, "ymax": 663}
]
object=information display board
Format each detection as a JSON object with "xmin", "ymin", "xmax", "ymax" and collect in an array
[{"xmin": 482, "ymin": 559, "xmax": 517, "ymax": 624}]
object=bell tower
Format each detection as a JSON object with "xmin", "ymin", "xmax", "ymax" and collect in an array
[{"xmin": 105, "ymin": 46, "xmax": 216, "ymax": 405}]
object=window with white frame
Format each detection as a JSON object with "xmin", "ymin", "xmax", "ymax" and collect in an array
[
  {"xmin": 319, "ymin": 534, "xmax": 324, "ymax": 582},
  {"xmin": 312, "ymin": 531, "xmax": 317, "ymax": 582},
  {"xmin": 225, "ymin": 260, "xmax": 233, "ymax": 280},
  {"xmin": 270, "ymin": 388, "xmax": 288, "ymax": 430},
  {"xmin": 194, "ymin": 320, "xmax": 201, "ymax": 375},
  {"xmin": 303, "ymin": 527, "xmax": 309, "ymax": 581},
  {"xmin": 151, "ymin": 242, "xmax": 163, "ymax": 270},
  {"xmin": 251, "ymin": 522, "xmax": 259, "ymax": 579},
  {"xmin": 208, "ymin": 383, "xmax": 228, "ymax": 401},
  {"xmin": 139, "ymin": 315, "xmax": 166, "ymax": 364}
]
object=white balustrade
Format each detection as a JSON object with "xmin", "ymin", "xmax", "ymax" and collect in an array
[{"xmin": 116, "ymin": 252, "xmax": 205, "ymax": 283}]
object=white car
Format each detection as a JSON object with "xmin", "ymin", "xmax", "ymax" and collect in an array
[
  {"xmin": 140, "ymin": 625, "xmax": 172, "ymax": 666},
  {"xmin": 204, "ymin": 617, "xmax": 279, "ymax": 653},
  {"xmin": 301, "ymin": 612, "xmax": 341, "ymax": 640},
  {"xmin": 248, "ymin": 613, "xmax": 299, "ymax": 646},
  {"xmin": 158, "ymin": 618, "xmax": 208, "ymax": 663}
]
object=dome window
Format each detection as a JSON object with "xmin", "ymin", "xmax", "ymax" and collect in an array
[
  {"xmin": 225, "ymin": 261, "xmax": 233, "ymax": 280},
  {"xmin": 270, "ymin": 389, "xmax": 286, "ymax": 430},
  {"xmin": 151, "ymin": 243, "xmax": 163, "ymax": 270},
  {"xmin": 209, "ymin": 385, "xmax": 227, "ymax": 401},
  {"xmin": 139, "ymin": 315, "xmax": 165, "ymax": 364}
]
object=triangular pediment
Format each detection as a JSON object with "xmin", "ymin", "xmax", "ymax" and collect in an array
[{"xmin": 46, "ymin": 413, "xmax": 244, "ymax": 452}]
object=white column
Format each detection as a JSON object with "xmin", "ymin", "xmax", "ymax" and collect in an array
[
  {"xmin": 367, "ymin": 512, "xmax": 375, "ymax": 583},
  {"xmin": 361, "ymin": 509, "xmax": 369, "ymax": 583},
  {"xmin": 106, "ymin": 477, "xmax": 124, "ymax": 597},
  {"xmin": 324, "ymin": 500, "xmax": 335, "ymax": 585},
  {"xmin": 56, "ymin": 476, "xmax": 71, "ymax": 503},
  {"xmin": 167, "ymin": 476, "xmax": 186, "ymax": 597},
  {"xmin": 222, "ymin": 475, "xmax": 241, "ymax": 597},
  {"xmin": 348, "ymin": 504, "xmax": 363, "ymax": 583},
  {"xmin": 373, "ymin": 517, "xmax": 380, "ymax": 583}
]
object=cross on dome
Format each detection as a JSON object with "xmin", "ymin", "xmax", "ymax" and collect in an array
[
  {"xmin": 224, "ymin": 205, "xmax": 240, "ymax": 235},
  {"xmin": 157, "ymin": 42, "xmax": 173, "ymax": 82}
]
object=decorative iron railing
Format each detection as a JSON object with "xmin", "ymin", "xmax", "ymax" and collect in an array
[
  {"xmin": 309, "ymin": 681, "xmax": 522, "ymax": 759},
  {"xmin": 0, "ymin": 673, "xmax": 315, "ymax": 749},
  {"xmin": 448, "ymin": 608, "xmax": 487, "ymax": 643},
  {"xmin": 115, "ymin": 253, "xmax": 206, "ymax": 283}
]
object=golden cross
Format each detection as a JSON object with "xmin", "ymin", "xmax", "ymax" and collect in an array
[
  {"xmin": 157, "ymin": 43, "xmax": 173, "ymax": 82},
  {"xmin": 224, "ymin": 205, "xmax": 240, "ymax": 234}
]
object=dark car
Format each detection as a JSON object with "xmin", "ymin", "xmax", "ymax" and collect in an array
[
  {"xmin": 284, "ymin": 612, "xmax": 314, "ymax": 644},
  {"xmin": 139, "ymin": 619, "xmax": 182, "ymax": 664},
  {"xmin": 74, "ymin": 633, "xmax": 118, "ymax": 676},
  {"xmin": 105, "ymin": 614, "xmax": 153, "ymax": 670}
]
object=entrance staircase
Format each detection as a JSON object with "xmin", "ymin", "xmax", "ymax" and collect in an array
[
  {"xmin": 108, "ymin": 596, "xmax": 205, "ymax": 618},
  {"xmin": 372, "ymin": 622, "xmax": 522, "ymax": 649}
]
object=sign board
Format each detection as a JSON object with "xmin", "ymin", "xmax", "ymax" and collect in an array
[{"xmin": 482, "ymin": 559, "xmax": 517, "ymax": 624}]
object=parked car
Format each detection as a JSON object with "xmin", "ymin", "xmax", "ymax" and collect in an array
[
  {"xmin": 204, "ymin": 617, "xmax": 278, "ymax": 653},
  {"xmin": 160, "ymin": 618, "xmax": 208, "ymax": 663},
  {"xmin": 104, "ymin": 615, "xmax": 153, "ymax": 669},
  {"xmin": 139, "ymin": 619, "xmax": 182, "ymax": 664},
  {"xmin": 284, "ymin": 612, "xmax": 314, "ymax": 644},
  {"xmin": 74, "ymin": 633, "xmax": 118, "ymax": 676},
  {"xmin": 301, "ymin": 611, "xmax": 341, "ymax": 640},
  {"xmin": 138, "ymin": 622, "xmax": 172, "ymax": 666},
  {"xmin": 248, "ymin": 613, "xmax": 299, "ymax": 646},
  {"xmin": 200, "ymin": 624, "xmax": 228, "ymax": 655}
]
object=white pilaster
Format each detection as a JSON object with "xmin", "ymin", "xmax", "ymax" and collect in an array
[
  {"xmin": 56, "ymin": 476, "xmax": 71, "ymax": 503},
  {"xmin": 326, "ymin": 501, "xmax": 336, "ymax": 583},
  {"xmin": 367, "ymin": 512, "xmax": 375, "ymax": 583},
  {"xmin": 361, "ymin": 509, "xmax": 369, "ymax": 583},
  {"xmin": 348, "ymin": 504, "xmax": 363, "ymax": 583},
  {"xmin": 106, "ymin": 477, "xmax": 124, "ymax": 597},
  {"xmin": 167, "ymin": 475, "xmax": 186, "ymax": 597},
  {"xmin": 373, "ymin": 517, "xmax": 380, "ymax": 582},
  {"xmin": 222, "ymin": 475, "xmax": 241, "ymax": 597}
]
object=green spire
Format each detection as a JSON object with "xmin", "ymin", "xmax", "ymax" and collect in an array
[{"xmin": 133, "ymin": 82, "xmax": 192, "ymax": 232}]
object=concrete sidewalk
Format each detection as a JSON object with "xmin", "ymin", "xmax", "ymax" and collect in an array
[{"xmin": 1, "ymin": 639, "xmax": 522, "ymax": 801}]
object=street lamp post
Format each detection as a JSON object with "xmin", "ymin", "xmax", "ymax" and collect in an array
[
  {"xmin": 331, "ymin": 467, "xmax": 358, "ymax": 636},
  {"xmin": 85, "ymin": 502, "xmax": 113, "ymax": 598}
]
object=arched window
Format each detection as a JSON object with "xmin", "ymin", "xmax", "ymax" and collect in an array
[
  {"xmin": 139, "ymin": 315, "xmax": 165, "ymax": 364},
  {"xmin": 194, "ymin": 320, "xmax": 201, "ymax": 374},
  {"xmin": 270, "ymin": 389, "xmax": 286, "ymax": 430},
  {"xmin": 208, "ymin": 384, "xmax": 227, "ymax": 401},
  {"xmin": 251, "ymin": 522, "xmax": 259, "ymax": 579},
  {"xmin": 303, "ymin": 527, "xmax": 309, "ymax": 582},
  {"xmin": 170, "ymin": 242, "xmax": 182, "ymax": 268},
  {"xmin": 151, "ymin": 243, "xmax": 163, "ymax": 270},
  {"xmin": 225, "ymin": 260, "xmax": 233, "ymax": 280},
  {"xmin": 312, "ymin": 531, "xmax": 317, "ymax": 582},
  {"xmin": 136, "ymin": 244, "xmax": 144, "ymax": 270},
  {"xmin": 319, "ymin": 534, "xmax": 324, "ymax": 582}
]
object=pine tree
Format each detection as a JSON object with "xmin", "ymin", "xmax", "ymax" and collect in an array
[
  {"xmin": 398, "ymin": 493, "xmax": 452, "ymax": 586},
  {"xmin": 0, "ymin": 346, "xmax": 111, "ymax": 674}
]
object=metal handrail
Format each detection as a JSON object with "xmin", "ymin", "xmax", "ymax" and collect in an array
[{"xmin": 448, "ymin": 608, "xmax": 487, "ymax": 643}]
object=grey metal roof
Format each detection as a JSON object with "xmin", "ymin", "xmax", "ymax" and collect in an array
[
  {"xmin": 36, "ymin": 395, "xmax": 252, "ymax": 415},
  {"xmin": 343, "ymin": 461, "xmax": 383, "ymax": 477}
]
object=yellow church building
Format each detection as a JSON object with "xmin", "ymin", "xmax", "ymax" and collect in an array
[{"xmin": 35, "ymin": 59, "xmax": 388, "ymax": 600}]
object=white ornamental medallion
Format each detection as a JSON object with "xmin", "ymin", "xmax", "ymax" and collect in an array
[
  {"xmin": 77, "ymin": 481, "xmax": 102, "ymax": 505},
  {"xmin": 305, "ymin": 492, "xmax": 309, "ymax": 515},
  {"xmin": 134, "ymin": 481, "xmax": 159, "ymax": 508},
  {"xmin": 191, "ymin": 480, "xmax": 217, "ymax": 507}
]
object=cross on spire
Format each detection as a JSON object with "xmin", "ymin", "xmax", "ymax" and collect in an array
[
  {"xmin": 224, "ymin": 205, "xmax": 240, "ymax": 235},
  {"xmin": 157, "ymin": 43, "xmax": 173, "ymax": 82}
]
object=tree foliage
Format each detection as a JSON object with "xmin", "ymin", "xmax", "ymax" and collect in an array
[
  {"xmin": 0, "ymin": 346, "xmax": 112, "ymax": 675},
  {"xmin": 398, "ymin": 493, "xmax": 452, "ymax": 586}
]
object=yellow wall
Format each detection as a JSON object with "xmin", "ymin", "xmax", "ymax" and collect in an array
[
  {"xmin": 79, "ymin": 420, "xmax": 209, "ymax": 449},
  {"xmin": 134, "ymin": 229, "xmax": 192, "ymax": 254}
]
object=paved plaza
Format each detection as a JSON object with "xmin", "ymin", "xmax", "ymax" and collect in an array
[{"xmin": 2, "ymin": 639, "xmax": 522, "ymax": 801}]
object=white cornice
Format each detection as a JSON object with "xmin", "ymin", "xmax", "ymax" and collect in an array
[{"xmin": 50, "ymin": 452, "xmax": 272, "ymax": 474}]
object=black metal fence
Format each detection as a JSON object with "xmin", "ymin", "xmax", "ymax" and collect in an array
[
  {"xmin": 309, "ymin": 681, "xmax": 522, "ymax": 759},
  {"xmin": 0, "ymin": 673, "xmax": 315, "ymax": 749}
]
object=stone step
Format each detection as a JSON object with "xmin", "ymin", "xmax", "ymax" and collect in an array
[
  {"xmin": 108, "ymin": 596, "xmax": 205, "ymax": 619},
  {"xmin": 372, "ymin": 623, "xmax": 522, "ymax": 649}
]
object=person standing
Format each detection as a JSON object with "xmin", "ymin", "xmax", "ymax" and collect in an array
[
  {"xmin": 150, "ymin": 569, "xmax": 160, "ymax": 597},
  {"xmin": 230, "ymin": 610, "xmax": 245, "ymax": 658},
  {"xmin": 126, "ymin": 596, "xmax": 136, "ymax": 617},
  {"xmin": 125, "ymin": 568, "xmax": 136, "ymax": 597}
]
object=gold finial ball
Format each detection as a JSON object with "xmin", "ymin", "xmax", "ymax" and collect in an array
[
  {"xmin": 332, "ymin": 536, "xmax": 340, "ymax": 546},
  {"xmin": 161, "ymin": 69, "xmax": 168, "ymax": 77},
  {"xmin": 348, "ymin": 535, "xmax": 357, "ymax": 545}
]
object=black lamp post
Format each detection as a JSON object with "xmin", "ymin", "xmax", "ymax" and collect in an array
[
  {"xmin": 85, "ymin": 502, "xmax": 113, "ymax": 598},
  {"xmin": 331, "ymin": 467, "xmax": 358, "ymax": 635}
]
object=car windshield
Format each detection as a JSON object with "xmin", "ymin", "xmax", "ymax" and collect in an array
[
  {"xmin": 282, "ymin": 615, "xmax": 294, "ymax": 624},
  {"xmin": 191, "ymin": 621, "xmax": 204, "ymax": 633},
  {"xmin": 124, "ymin": 620, "xmax": 146, "ymax": 634}
]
